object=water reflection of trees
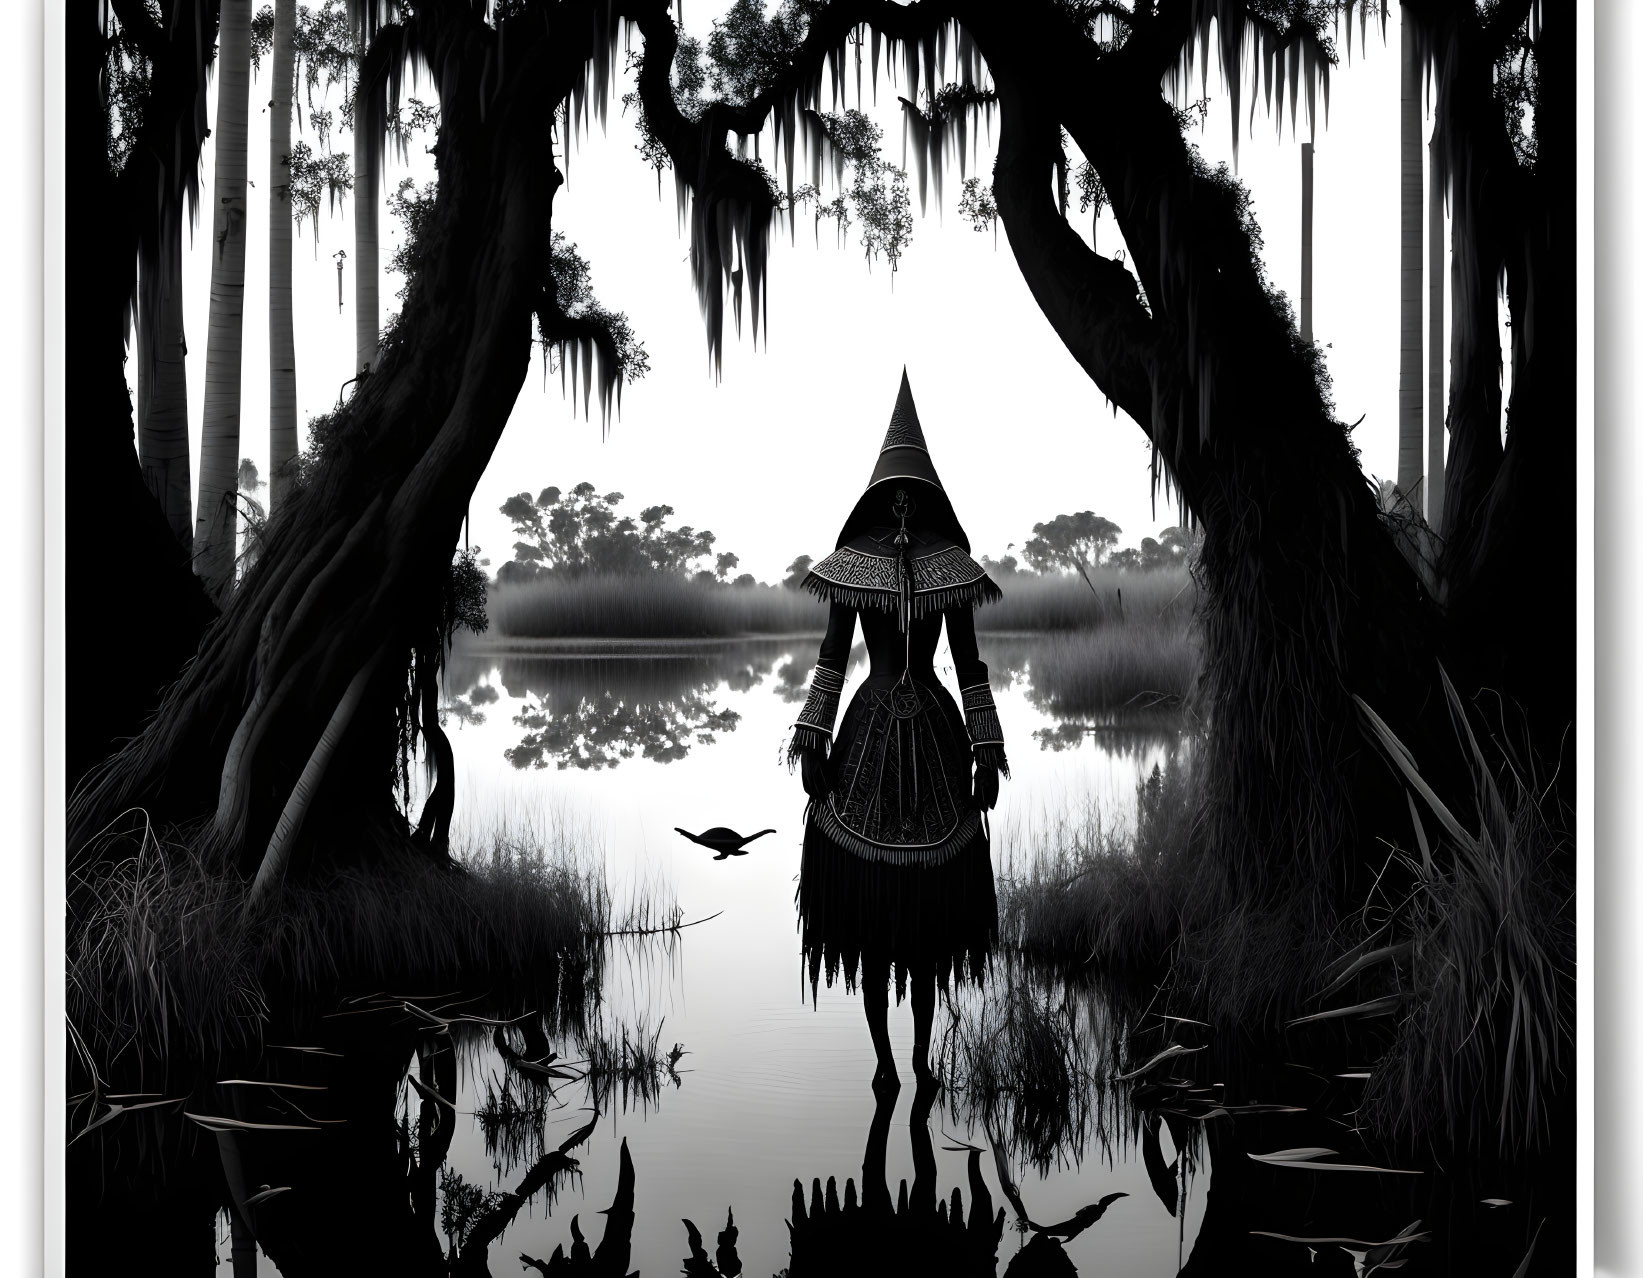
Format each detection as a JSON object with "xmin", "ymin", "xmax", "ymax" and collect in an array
[
  {"xmin": 443, "ymin": 642, "xmax": 871, "ymax": 769},
  {"xmin": 507, "ymin": 687, "xmax": 740, "ymax": 771},
  {"xmin": 444, "ymin": 644, "xmax": 791, "ymax": 771}
]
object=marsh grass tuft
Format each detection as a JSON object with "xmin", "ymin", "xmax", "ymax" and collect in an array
[
  {"xmin": 995, "ymin": 749, "xmax": 1342, "ymax": 1033},
  {"xmin": 941, "ymin": 970, "xmax": 1115, "ymax": 1174},
  {"xmin": 577, "ymin": 1014, "xmax": 681, "ymax": 1114},
  {"xmin": 474, "ymin": 1071, "xmax": 551, "ymax": 1175},
  {"xmin": 68, "ymin": 809, "xmax": 617, "ymax": 1093},
  {"xmin": 68, "ymin": 816, "xmax": 267, "ymax": 1085},
  {"xmin": 1348, "ymin": 681, "xmax": 1574, "ymax": 1156},
  {"xmin": 999, "ymin": 678, "xmax": 1574, "ymax": 1157},
  {"xmin": 998, "ymin": 756, "xmax": 1209, "ymax": 979}
]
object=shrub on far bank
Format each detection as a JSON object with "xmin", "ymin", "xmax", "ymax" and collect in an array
[{"xmin": 978, "ymin": 565, "xmax": 1193, "ymax": 633}]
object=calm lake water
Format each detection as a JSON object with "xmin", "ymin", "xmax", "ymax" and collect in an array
[
  {"xmin": 362, "ymin": 632, "xmax": 1199, "ymax": 1276},
  {"xmin": 195, "ymin": 632, "xmax": 1566, "ymax": 1276}
]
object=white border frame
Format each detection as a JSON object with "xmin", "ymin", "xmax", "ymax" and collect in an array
[
  {"xmin": 1576, "ymin": 3, "xmax": 1596, "ymax": 1277},
  {"xmin": 44, "ymin": 0, "xmax": 66, "ymax": 1268}
]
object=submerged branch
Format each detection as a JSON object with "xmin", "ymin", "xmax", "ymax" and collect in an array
[{"xmin": 590, "ymin": 909, "xmax": 724, "ymax": 940}]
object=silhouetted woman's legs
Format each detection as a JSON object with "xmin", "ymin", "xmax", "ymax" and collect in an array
[
  {"xmin": 910, "ymin": 960, "xmax": 936, "ymax": 1083},
  {"xmin": 863, "ymin": 953, "xmax": 896, "ymax": 1086}
]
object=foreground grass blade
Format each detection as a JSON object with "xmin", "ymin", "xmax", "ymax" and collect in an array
[
  {"xmin": 1287, "ymin": 994, "xmax": 1403, "ymax": 1026},
  {"xmin": 1248, "ymin": 1146, "xmax": 1337, "ymax": 1162},
  {"xmin": 1248, "ymin": 1148, "xmax": 1422, "ymax": 1174},
  {"xmin": 1112, "ymin": 1042, "xmax": 1204, "ymax": 1082},
  {"xmin": 1251, "ymin": 1228, "xmax": 1431, "ymax": 1248},
  {"xmin": 184, "ymin": 1112, "xmax": 320, "ymax": 1133},
  {"xmin": 1511, "ymin": 1219, "xmax": 1545, "ymax": 1278},
  {"xmin": 407, "ymin": 1073, "xmax": 456, "ymax": 1111},
  {"xmin": 1353, "ymin": 694, "xmax": 1479, "ymax": 854},
  {"xmin": 1317, "ymin": 944, "xmax": 1412, "ymax": 1000}
]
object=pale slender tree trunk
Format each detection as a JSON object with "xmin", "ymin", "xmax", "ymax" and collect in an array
[
  {"xmin": 1397, "ymin": 11, "xmax": 1424, "ymax": 501},
  {"xmin": 269, "ymin": 0, "xmax": 298, "ymax": 509},
  {"xmin": 353, "ymin": 34, "xmax": 379, "ymax": 376},
  {"xmin": 138, "ymin": 252, "xmax": 193, "ymax": 552},
  {"xmin": 135, "ymin": 273, "xmax": 153, "ymax": 442},
  {"xmin": 1300, "ymin": 141, "xmax": 1314, "ymax": 344},
  {"xmin": 1427, "ymin": 136, "xmax": 1446, "ymax": 528},
  {"xmin": 196, "ymin": 0, "xmax": 253, "ymax": 601}
]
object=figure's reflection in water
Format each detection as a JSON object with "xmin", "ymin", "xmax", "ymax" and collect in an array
[
  {"xmin": 677, "ymin": 1075, "xmax": 1121, "ymax": 1278},
  {"xmin": 783, "ymin": 1077, "xmax": 1007, "ymax": 1277}
]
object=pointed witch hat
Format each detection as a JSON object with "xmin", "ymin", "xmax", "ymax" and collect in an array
[{"xmin": 835, "ymin": 369, "xmax": 972, "ymax": 550}]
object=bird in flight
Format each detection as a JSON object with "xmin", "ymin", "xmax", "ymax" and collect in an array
[{"xmin": 674, "ymin": 827, "xmax": 776, "ymax": 860}]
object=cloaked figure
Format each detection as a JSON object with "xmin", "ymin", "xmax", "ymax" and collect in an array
[{"xmin": 787, "ymin": 370, "xmax": 1008, "ymax": 1084}]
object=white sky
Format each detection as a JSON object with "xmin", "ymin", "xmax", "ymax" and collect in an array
[{"xmin": 149, "ymin": 3, "xmax": 1442, "ymax": 584}]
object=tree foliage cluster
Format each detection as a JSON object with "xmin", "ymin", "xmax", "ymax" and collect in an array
[
  {"xmin": 624, "ymin": 0, "xmax": 917, "ymax": 272},
  {"xmin": 250, "ymin": 1, "xmax": 357, "ymax": 238},
  {"xmin": 499, "ymin": 483, "xmax": 730, "ymax": 584},
  {"xmin": 545, "ymin": 234, "xmax": 651, "ymax": 382},
  {"xmin": 383, "ymin": 129, "xmax": 648, "ymax": 379},
  {"xmin": 1013, "ymin": 512, "xmax": 1193, "ymax": 578}
]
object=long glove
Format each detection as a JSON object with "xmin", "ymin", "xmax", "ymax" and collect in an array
[
  {"xmin": 799, "ymin": 747, "xmax": 831, "ymax": 800},
  {"xmin": 962, "ymin": 683, "xmax": 1009, "ymax": 810},
  {"xmin": 971, "ymin": 756, "xmax": 1001, "ymax": 811},
  {"xmin": 788, "ymin": 665, "xmax": 845, "ymax": 796}
]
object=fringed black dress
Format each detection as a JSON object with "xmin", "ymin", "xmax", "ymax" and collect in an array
[{"xmin": 789, "ymin": 526, "xmax": 1009, "ymax": 1002}]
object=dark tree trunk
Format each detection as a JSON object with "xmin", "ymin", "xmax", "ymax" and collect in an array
[
  {"xmin": 1428, "ymin": 0, "xmax": 1576, "ymax": 744},
  {"xmin": 68, "ymin": 3, "xmax": 616, "ymax": 889},
  {"xmin": 966, "ymin": 4, "xmax": 1442, "ymax": 900},
  {"xmin": 67, "ymin": 0, "xmax": 220, "ymax": 790}
]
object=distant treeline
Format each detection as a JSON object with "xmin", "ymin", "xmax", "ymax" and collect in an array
[
  {"xmin": 484, "ymin": 562, "xmax": 1194, "ymax": 641},
  {"xmin": 495, "ymin": 485, "xmax": 1198, "ymax": 593}
]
